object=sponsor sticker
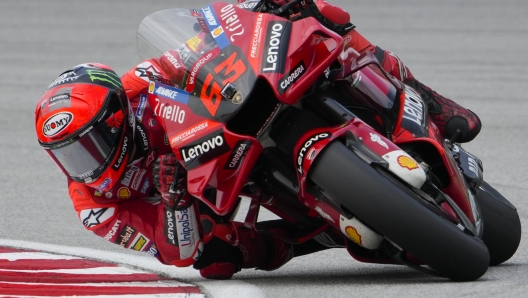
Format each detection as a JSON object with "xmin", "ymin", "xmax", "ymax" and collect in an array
[
  {"xmin": 48, "ymin": 71, "xmax": 79, "ymax": 89},
  {"xmin": 369, "ymin": 133, "xmax": 389, "ymax": 149},
  {"xmin": 297, "ymin": 132, "xmax": 331, "ymax": 174},
  {"xmin": 278, "ymin": 60, "xmax": 305, "ymax": 94},
  {"xmin": 136, "ymin": 125, "xmax": 149, "ymax": 151},
  {"xmin": 237, "ymin": 0, "xmax": 260, "ymax": 10},
  {"xmin": 148, "ymin": 81, "xmax": 155, "ymax": 94},
  {"xmin": 80, "ymin": 207, "xmax": 115, "ymax": 228},
  {"xmin": 140, "ymin": 177, "xmax": 150, "ymax": 194},
  {"xmin": 86, "ymin": 69, "xmax": 121, "ymax": 89},
  {"xmin": 219, "ymin": 4, "xmax": 245, "ymax": 42},
  {"xmin": 397, "ymin": 155, "xmax": 419, "ymax": 170},
  {"xmin": 201, "ymin": 5, "xmax": 230, "ymax": 49},
  {"xmin": 185, "ymin": 51, "xmax": 214, "ymax": 92},
  {"xmin": 314, "ymin": 206, "xmax": 335, "ymax": 223},
  {"xmin": 170, "ymin": 120, "xmax": 214, "ymax": 146},
  {"xmin": 146, "ymin": 243, "xmax": 159, "ymax": 257},
  {"xmin": 345, "ymin": 226, "xmax": 362, "ymax": 245},
  {"xmin": 252, "ymin": 16, "xmax": 264, "ymax": 56},
  {"xmin": 165, "ymin": 210, "xmax": 178, "ymax": 247},
  {"xmin": 148, "ymin": 118, "xmax": 157, "ymax": 127},
  {"xmin": 49, "ymin": 93, "xmax": 71, "ymax": 109},
  {"xmin": 42, "ymin": 112, "xmax": 73, "ymax": 137},
  {"xmin": 117, "ymin": 187, "xmax": 131, "ymax": 199},
  {"xmin": 261, "ymin": 21, "xmax": 291, "ymax": 73},
  {"xmin": 130, "ymin": 233, "xmax": 150, "ymax": 251},
  {"xmin": 202, "ymin": 6, "xmax": 218, "ymax": 26},
  {"xmin": 112, "ymin": 136, "xmax": 129, "ymax": 170},
  {"xmin": 211, "ymin": 27, "xmax": 224, "ymax": 38},
  {"xmin": 190, "ymin": 9, "xmax": 202, "ymax": 17},
  {"xmin": 131, "ymin": 169, "xmax": 147, "ymax": 191},
  {"xmin": 403, "ymin": 85, "xmax": 425, "ymax": 127},
  {"xmin": 136, "ymin": 94, "xmax": 148, "ymax": 123},
  {"xmin": 117, "ymin": 225, "xmax": 136, "ymax": 247},
  {"xmin": 121, "ymin": 166, "xmax": 138, "ymax": 187},
  {"xmin": 179, "ymin": 131, "xmax": 231, "ymax": 169},
  {"xmin": 96, "ymin": 177, "xmax": 113, "ymax": 190},
  {"xmin": 104, "ymin": 220, "xmax": 122, "ymax": 241},
  {"xmin": 176, "ymin": 207, "xmax": 200, "ymax": 258},
  {"xmin": 153, "ymin": 97, "xmax": 186, "ymax": 124},
  {"xmin": 144, "ymin": 148, "xmax": 158, "ymax": 168},
  {"xmin": 186, "ymin": 36, "xmax": 203, "ymax": 52},
  {"xmin": 134, "ymin": 61, "xmax": 162, "ymax": 82},
  {"xmin": 224, "ymin": 140, "xmax": 251, "ymax": 170}
]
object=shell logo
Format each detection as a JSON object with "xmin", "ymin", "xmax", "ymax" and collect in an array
[
  {"xmin": 345, "ymin": 226, "xmax": 362, "ymax": 245},
  {"xmin": 118, "ymin": 187, "xmax": 131, "ymax": 199},
  {"xmin": 397, "ymin": 155, "xmax": 419, "ymax": 170},
  {"xmin": 148, "ymin": 81, "xmax": 155, "ymax": 94},
  {"xmin": 212, "ymin": 27, "xmax": 224, "ymax": 38}
]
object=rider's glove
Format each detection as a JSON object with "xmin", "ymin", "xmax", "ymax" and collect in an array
[{"xmin": 152, "ymin": 154, "xmax": 194, "ymax": 210}]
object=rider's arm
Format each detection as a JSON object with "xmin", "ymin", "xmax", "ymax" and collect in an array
[{"xmin": 68, "ymin": 179, "xmax": 199, "ymax": 267}]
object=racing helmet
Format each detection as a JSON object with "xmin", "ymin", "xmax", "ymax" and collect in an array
[{"xmin": 35, "ymin": 63, "xmax": 135, "ymax": 191}]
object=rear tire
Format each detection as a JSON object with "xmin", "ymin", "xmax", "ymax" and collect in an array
[
  {"xmin": 476, "ymin": 181, "xmax": 521, "ymax": 266},
  {"xmin": 309, "ymin": 141, "xmax": 489, "ymax": 281}
]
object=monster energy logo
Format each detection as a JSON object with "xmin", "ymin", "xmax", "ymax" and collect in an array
[{"xmin": 87, "ymin": 70, "xmax": 121, "ymax": 88}]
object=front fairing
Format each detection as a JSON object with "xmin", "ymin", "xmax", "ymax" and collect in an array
[
  {"xmin": 136, "ymin": 3, "xmax": 343, "ymax": 215},
  {"xmin": 137, "ymin": 5, "xmax": 264, "ymax": 215}
]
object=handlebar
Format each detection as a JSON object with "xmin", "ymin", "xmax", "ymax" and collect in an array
[{"xmin": 270, "ymin": 0, "xmax": 306, "ymax": 16}]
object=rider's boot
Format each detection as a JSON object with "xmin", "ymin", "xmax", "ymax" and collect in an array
[
  {"xmin": 403, "ymin": 77, "xmax": 482, "ymax": 142},
  {"xmin": 194, "ymin": 217, "xmax": 293, "ymax": 279},
  {"xmin": 375, "ymin": 47, "xmax": 482, "ymax": 143}
]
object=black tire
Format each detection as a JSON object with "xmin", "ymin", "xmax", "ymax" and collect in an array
[
  {"xmin": 476, "ymin": 181, "xmax": 521, "ymax": 266},
  {"xmin": 309, "ymin": 141, "xmax": 489, "ymax": 281}
]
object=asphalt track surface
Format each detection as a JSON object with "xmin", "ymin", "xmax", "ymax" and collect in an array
[{"xmin": 1, "ymin": 0, "xmax": 527, "ymax": 297}]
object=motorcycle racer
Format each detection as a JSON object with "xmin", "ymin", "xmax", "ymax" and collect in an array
[
  {"xmin": 35, "ymin": 62, "xmax": 296, "ymax": 279},
  {"xmin": 34, "ymin": 0, "xmax": 482, "ymax": 281}
]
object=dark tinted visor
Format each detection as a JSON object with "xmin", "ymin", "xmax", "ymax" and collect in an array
[{"xmin": 45, "ymin": 93, "xmax": 125, "ymax": 182}]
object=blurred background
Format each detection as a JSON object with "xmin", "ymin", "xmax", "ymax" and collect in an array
[{"xmin": 1, "ymin": 1, "xmax": 527, "ymax": 296}]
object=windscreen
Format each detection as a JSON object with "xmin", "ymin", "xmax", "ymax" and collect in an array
[
  {"xmin": 137, "ymin": 9, "xmax": 213, "ymax": 62},
  {"xmin": 137, "ymin": 7, "xmax": 258, "ymax": 123}
]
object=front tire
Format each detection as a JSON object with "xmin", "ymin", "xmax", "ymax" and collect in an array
[
  {"xmin": 477, "ymin": 181, "xmax": 521, "ymax": 266},
  {"xmin": 309, "ymin": 141, "xmax": 489, "ymax": 281}
]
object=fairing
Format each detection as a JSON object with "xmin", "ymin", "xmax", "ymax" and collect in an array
[{"xmin": 137, "ymin": 3, "xmax": 342, "ymax": 215}]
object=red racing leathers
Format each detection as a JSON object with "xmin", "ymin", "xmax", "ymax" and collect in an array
[{"xmin": 68, "ymin": 58, "xmax": 204, "ymax": 267}]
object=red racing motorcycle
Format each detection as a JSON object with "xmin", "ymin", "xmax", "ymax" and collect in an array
[{"xmin": 137, "ymin": 0, "xmax": 521, "ymax": 281}]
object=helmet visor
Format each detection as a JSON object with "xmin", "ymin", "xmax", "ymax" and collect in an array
[{"xmin": 45, "ymin": 93, "xmax": 126, "ymax": 182}]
